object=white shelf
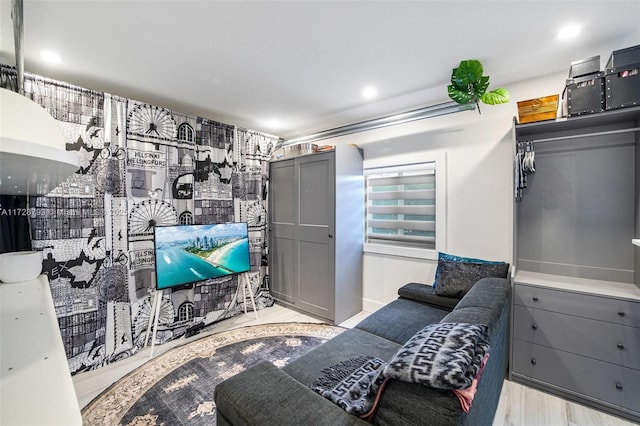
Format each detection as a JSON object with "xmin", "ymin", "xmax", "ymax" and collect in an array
[
  {"xmin": 0, "ymin": 88, "xmax": 80, "ymax": 195},
  {"xmin": 514, "ymin": 270, "xmax": 640, "ymax": 302},
  {"xmin": 0, "ymin": 275, "xmax": 82, "ymax": 425}
]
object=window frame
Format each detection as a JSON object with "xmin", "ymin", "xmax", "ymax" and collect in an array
[
  {"xmin": 179, "ymin": 211, "xmax": 193, "ymax": 225},
  {"xmin": 363, "ymin": 151, "xmax": 446, "ymax": 260},
  {"xmin": 177, "ymin": 122, "xmax": 194, "ymax": 142},
  {"xmin": 178, "ymin": 302, "xmax": 194, "ymax": 322}
]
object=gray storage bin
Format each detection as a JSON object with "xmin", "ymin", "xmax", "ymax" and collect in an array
[{"xmin": 567, "ymin": 72, "xmax": 605, "ymax": 116}]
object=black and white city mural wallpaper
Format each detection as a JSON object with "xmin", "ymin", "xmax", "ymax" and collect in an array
[{"xmin": 0, "ymin": 65, "xmax": 279, "ymax": 374}]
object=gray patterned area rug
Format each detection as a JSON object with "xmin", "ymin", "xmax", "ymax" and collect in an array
[{"xmin": 82, "ymin": 323, "xmax": 344, "ymax": 426}]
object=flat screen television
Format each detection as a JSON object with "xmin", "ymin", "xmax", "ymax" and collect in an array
[{"xmin": 153, "ymin": 222, "xmax": 251, "ymax": 290}]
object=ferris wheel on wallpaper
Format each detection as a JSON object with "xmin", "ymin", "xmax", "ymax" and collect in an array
[
  {"xmin": 127, "ymin": 199, "xmax": 178, "ymax": 241},
  {"xmin": 127, "ymin": 104, "xmax": 177, "ymax": 140},
  {"xmin": 245, "ymin": 201, "xmax": 267, "ymax": 230}
]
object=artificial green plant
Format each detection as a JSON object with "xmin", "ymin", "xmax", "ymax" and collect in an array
[{"xmin": 447, "ymin": 59, "xmax": 510, "ymax": 113}]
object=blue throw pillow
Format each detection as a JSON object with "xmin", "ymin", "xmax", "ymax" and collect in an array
[{"xmin": 433, "ymin": 252, "xmax": 505, "ymax": 289}]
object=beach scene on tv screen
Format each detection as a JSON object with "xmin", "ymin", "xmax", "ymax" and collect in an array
[{"xmin": 155, "ymin": 223, "xmax": 250, "ymax": 289}]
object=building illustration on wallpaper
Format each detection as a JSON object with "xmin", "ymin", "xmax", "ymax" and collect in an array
[
  {"xmin": 172, "ymin": 173, "xmax": 194, "ymax": 200},
  {"xmin": 0, "ymin": 64, "xmax": 278, "ymax": 374}
]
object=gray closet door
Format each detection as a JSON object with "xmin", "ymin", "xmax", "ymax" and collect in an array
[
  {"xmin": 296, "ymin": 153, "xmax": 335, "ymax": 318},
  {"xmin": 268, "ymin": 159, "xmax": 296, "ymax": 303}
]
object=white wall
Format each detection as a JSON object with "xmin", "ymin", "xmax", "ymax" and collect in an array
[{"xmin": 323, "ymin": 71, "xmax": 568, "ymax": 312}]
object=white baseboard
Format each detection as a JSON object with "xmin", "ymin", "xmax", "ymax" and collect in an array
[{"xmin": 362, "ymin": 298, "xmax": 386, "ymax": 313}]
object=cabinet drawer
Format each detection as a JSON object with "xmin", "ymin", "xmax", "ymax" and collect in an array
[
  {"xmin": 513, "ymin": 305, "xmax": 640, "ymax": 370},
  {"xmin": 514, "ymin": 283, "xmax": 640, "ymax": 328},
  {"xmin": 513, "ymin": 339, "xmax": 640, "ymax": 413}
]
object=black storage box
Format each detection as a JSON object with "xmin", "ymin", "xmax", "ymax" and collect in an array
[
  {"xmin": 605, "ymin": 67, "xmax": 640, "ymax": 110},
  {"xmin": 605, "ymin": 45, "xmax": 640, "ymax": 73},
  {"xmin": 604, "ymin": 45, "xmax": 640, "ymax": 110},
  {"xmin": 567, "ymin": 72, "xmax": 605, "ymax": 116},
  {"xmin": 569, "ymin": 55, "xmax": 600, "ymax": 78}
]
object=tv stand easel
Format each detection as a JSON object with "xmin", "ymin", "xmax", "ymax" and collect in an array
[
  {"xmin": 238, "ymin": 272, "xmax": 259, "ymax": 320},
  {"xmin": 144, "ymin": 272, "xmax": 258, "ymax": 359},
  {"xmin": 144, "ymin": 286, "xmax": 164, "ymax": 358}
]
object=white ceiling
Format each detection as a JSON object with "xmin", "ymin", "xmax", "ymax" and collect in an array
[{"xmin": 1, "ymin": 0, "xmax": 639, "ymax": 140}]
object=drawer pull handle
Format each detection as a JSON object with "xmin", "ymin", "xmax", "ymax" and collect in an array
[
  {"xmin": 618, "ymin": 311, "xmax": 625, "ymax": 317},
  {"xmin": 532, "ymin": 297, "xmax": 539, "ymax": 302},
  {"xmin": 616, "ymin": 383, "xmax": 623, "ymax": 391},
  {"xmin": 532, "ymin": 324, "xmax": 538, "ymax": 330},
  {"xmin": 530, "ymin": 358, "xmax": 536, "ymax": 365},
  {"xmin": 617, "ymin": 343, "xmax": 625, "ymax": 349}
]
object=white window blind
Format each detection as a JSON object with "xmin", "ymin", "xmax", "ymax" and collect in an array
[{"xmin": 365, "ymin": 162, "xmax": 436, "ymax": 249}]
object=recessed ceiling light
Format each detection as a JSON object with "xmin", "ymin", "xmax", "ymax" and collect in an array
[
  {"xmin": 557, "ymin": 24, "xmax": 582, "ymax": 40},
  {"xmin": 41, "ymin": 50, "xmax": 62, "ymax": 64},
  {"xmin": 264, "ymin": 119, "xmax": 282, "ymax": 130},
  {"xmin": 362, "ymin": 86, "xmax": 377, "ymax": 100}
]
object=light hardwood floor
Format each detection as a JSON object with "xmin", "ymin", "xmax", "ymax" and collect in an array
[{"xmin": 73, "ymin": 303, "xmax": 637, "ymax": 425}]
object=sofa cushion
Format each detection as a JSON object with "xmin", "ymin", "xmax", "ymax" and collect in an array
[
  {"xmin": 398, "ymin": 283, "xmax": 460, "ymax": 310},
  {"xmin": 355, "ymin": 298, "xmax": 450, "ymax": 345},
  {"xmin": 371, "ymin": 379, "xmax": 463, "ymax": 425},
  {"xmin": 442, "ymin": 306, "xmax": 498, "ymax": 329},
  {"xmin": 382, "ymin": 323, "xmax": 489, "ymax": 390},
  {"xmin": 434, "ymin": 259, "xmax": 509, "ymax": 297},
  {"xmin": 454, "ymin": 277, "xmax": 511, "ymax": 319},
  {"xmin": 283, "ymin": 328, "xmax": 401, "ymax": 386},
  {"xmin": 214, "ymin": 360, "xmax": 370, "ymax": 426}
]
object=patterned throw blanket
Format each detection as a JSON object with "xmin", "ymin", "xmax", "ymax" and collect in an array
[
  {"xmin": 311, "ymin": 323, "xmax": 490, "ymax": 419},
  {"xmin": 310, "ymin": 356, "xmax": 388, "ymax": 421}
]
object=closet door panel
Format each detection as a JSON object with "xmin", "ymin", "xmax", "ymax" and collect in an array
[
  {"xmin": 270, "ymin": 161, "xmax": 296, "ymax": 224},
  {"xmin": 268, "ymin": 160, "xmax": 296, "ymax": 302},
  {"xmin": 298, "ymin": 155, "xmax": 333, "ymax": 228},
  {"xmin": 297, "ymin": 240, "xmax": 331, "ymax": 318},
  {"xmin": 270, "ymin": 237, "xmax": 296, "ymax": 303},
  {"xmin": 296, "ymin": 154, "xmax": 335, "ymax": 320}
]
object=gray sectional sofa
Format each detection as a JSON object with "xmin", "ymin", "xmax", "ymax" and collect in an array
[{"xmin": 215, "ymin": 277, "xmax": 512, "ymax": 425}]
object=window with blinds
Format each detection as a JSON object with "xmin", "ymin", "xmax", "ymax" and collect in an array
[{"xmin": 365, "ymin": 162, "xmax": 436, "ymax": 250}]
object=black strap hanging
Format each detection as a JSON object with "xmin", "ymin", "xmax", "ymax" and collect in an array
[{"xmin": 515, "ymin": 140, "xmax": 535, "ymax": 202}]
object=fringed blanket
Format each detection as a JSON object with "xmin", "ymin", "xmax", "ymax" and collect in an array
[{"xmin": 310, "ymin": 356, "xmax": 388, "ymax": 420}]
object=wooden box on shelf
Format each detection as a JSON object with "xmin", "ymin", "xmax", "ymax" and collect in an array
[{"xmin": 517, "ymin": 94, "xmax": 559, "ymax": 124}]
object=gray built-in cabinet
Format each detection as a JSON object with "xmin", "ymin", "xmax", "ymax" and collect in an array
[
  {"xmin": 268, "ymin": 145, "xmax": 363, "ymax": 324},
  {"xmin": 512, "ymin": 106, "xmax": 640, "ymax": 423}
]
